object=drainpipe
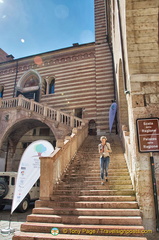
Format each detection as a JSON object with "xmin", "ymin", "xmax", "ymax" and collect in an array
[
  {"xmin": 117, "ymin": 0, "xmax": 130, "ymax": 94},
  {"xmin": 105, "ymin": 0, "xmax": 118, "ymax": 134},
  {"xmin": 13, "ymin": 60, "xmax": 18, "ymax": 97},
  {"xmin": 105, "ymin": 0, "xmax": 117, "ymax": 102}
]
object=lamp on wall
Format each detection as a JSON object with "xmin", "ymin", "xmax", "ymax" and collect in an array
[{"xmin": 124, "ymin": 90, "xmax": 130, "ymax": 94}]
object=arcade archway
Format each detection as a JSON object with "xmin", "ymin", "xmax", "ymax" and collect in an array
[{"xmin": 0, "ymin": 119, "xmax": 55, "ymax": 172}]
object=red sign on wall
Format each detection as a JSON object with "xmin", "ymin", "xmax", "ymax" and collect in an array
[{"xmin": 136, "ymin": 118, "xmax": 159, "ymax": 153}]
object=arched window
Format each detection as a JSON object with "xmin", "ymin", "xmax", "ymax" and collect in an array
[
  {"xmin": 16, "ymin": 75, "xmax": 39, "ymax": 101},
  {"xmin": 24, "ymin": 77, "xmax": 39, "ymax": 88},
  {"xmin": 16, "ymin": 70, "xmax": 41, "ymax": 102},
  {"xmin": 49, "ymin": 79, "xmax": 55, "ymax": 94}
]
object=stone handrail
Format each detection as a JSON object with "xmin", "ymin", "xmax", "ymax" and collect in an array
[
  {"xmin": 39, "ymin": 124, "xmax": 88, "ymax": 200},
  {"xmin": 121, "ymin": 125, "xmax": 134, "ymax": 186},
  {"xmin": 0, "ymin": 95, "xmax": 83, "ymax": 128}
]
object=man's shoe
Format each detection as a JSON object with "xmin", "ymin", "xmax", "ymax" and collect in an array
[
  {"xmin": 105, "ymin": 177, "xmax": 108, "ymax": 182},
  {"xmin": 101, "ymin": 181, "xmax": 104, "ymax": 185}
]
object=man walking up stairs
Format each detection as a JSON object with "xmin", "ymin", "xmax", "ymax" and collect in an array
[{"xmin": 13, "ymin": 135, "xmax": 148, "ymax": 240}]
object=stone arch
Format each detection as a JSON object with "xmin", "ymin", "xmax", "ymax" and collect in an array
[
  {"xmin": 0, "ymin": 118, "xmax": 56, "ymax": 172},
  {"xmin": 117, "ymin": 59, "xmax": 129, "ymax": 136},
  {"xmin": 16, "ymin": 70, "xmax": 42, "ymax": 102}
]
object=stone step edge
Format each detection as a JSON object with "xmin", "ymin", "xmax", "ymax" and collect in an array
[
  {"xmin": 28, "ymin": 214, "xmax": 142, "ymax": 220},
  {"xmin": 21, "ymin": 222, "xmax": 145, "ymax": 230},
  {"xmin": 46, "ymin": 201, "xmax": 138, "ymax": 204},
  {"xmin": 33, "ymin": 207, "xmax": 141, "ymax": 216},
  {"xmin": 53, "ymin": 190, "xmax": 135, "ymax": 193},
  {"xmin": 50, "ymin": 195, "xmax": 136, "ymax": 199},
  {"xmin": 59, "ymin": 181, "xmax": 133, "ymax": 184},
  {"xmin": 13, "ymin": 232, "xmax": 148, "ymax": 240},
  {"xmin": 50, "ymin": 197, "xmax": 136, "ymax": 201},
  {"xmin": 36, "ymin": 201, "xmax": 138, "ymax": 208},
  {"xmin": 20, "ymin": 222, "xmax": 146, "ymax": 235},
  {"xmin": 27, "ymin": 214, "xmax": 143, "ymax": 226},
  {"xmin": 57, "ymin": 185, "xmax": 133, "ymax": 188}
]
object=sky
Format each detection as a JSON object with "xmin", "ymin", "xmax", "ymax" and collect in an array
[{"xmin": 0, "ymin": 0, "xmax": 94, "ymax": 59}]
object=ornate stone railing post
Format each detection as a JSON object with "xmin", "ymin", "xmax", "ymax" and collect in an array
[
  {"xmin": 30, "ymin": 99, "xmax": 34, "ymax": 111},
  {"xmin": 18, "ymin": 94, "xmax": 23, "ymax": 107},
  {"xmin": 43, "ymin": 105, "xmax": 47, "ymax": 117},
  {"xmin": 56, "ymin": 110, "xmax": 61, "ymax": 122},
  {"xmin": 70, "ymin": 113, "xmax": 75, "ymax": 128}
]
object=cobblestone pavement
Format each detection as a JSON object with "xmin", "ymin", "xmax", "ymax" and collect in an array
[{"xmin": 0, "ymin": 204, "xmax": 33, "ymax": 240}]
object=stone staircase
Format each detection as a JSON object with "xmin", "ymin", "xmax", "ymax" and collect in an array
[{"xmin": 13, "ymin": 135, "xmax": 147, "ymax": 240}]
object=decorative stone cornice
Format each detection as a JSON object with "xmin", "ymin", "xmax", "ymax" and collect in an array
[{"xmin": 0, "ymin": 52, "xmax": 95, "ymax": 76}]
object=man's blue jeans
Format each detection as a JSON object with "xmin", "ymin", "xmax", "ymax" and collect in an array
[{"xmin": 100, "ymin": 156, "xmax": 110, "ymax": 180}]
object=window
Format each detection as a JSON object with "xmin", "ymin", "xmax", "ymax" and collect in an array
[
  {"xmin": 0, "ymin": 86, "xmax": 4, "ymax": 98},
  {"xmin": 75, "ymin": 108, "xmax": 83, "ymax": 118},
  {"xmin": 33, "ymin": 129, "xmax": 37, "ymax": 136},
  {"xmin": 49, "ymin": 79, "xmax": 55, "ymax": 94},
  {"xmin": 39, "ymin": 128, "xmax": 50, "ymax": 136},
  {"xmin": 11, "ymin": 177, "xmax": 15, "ymax": 185}
]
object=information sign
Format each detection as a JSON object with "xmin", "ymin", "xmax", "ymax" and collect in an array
[{"xmin": 136, "ymin": 118, "xmax": 159, "ymax": 153}]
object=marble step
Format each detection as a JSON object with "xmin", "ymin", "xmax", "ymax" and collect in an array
[
  {"xmin": 33, "ymin": 207, "xmax": 141, "ymax": 217},
  {"xmin": 48, "ymin": 200, "xmax": 139, "ymax": 209},
  {"xmin": 13, "ymin": 232, "xmax": 148, "ymax": 240},
  {"xmin": 50, "ymin": 195, "xmax": 136, "ymax": 202},
  {"xmin": 27, "ymin": 214, "xmax": 143, "ymax": 225},
  {"xmin": 15, "ymin": 222, "xmax": 148, "ymax": 238}
]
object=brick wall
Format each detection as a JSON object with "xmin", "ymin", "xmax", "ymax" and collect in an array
[
  {"xmin": 95, "ymin": 0, "xmax": 115, "ymax": 134},
  {"xmin": 126, "ymin": 0, "xmax": 159, "ymax": 74}
]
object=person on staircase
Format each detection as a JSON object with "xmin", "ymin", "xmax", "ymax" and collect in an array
[{"xmin": 98, "ymin": 136, "xmax": 112, "ymax": 185}]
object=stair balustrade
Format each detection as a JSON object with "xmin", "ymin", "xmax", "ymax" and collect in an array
[
  {"xmin": 0, "ymin": 95, "xmax": 84, "ymax": 128},
  {"xmin": 13, "ymin": 134, "xmax": 148, "ymax": 240},
  {"xmin": 39, "ymin": 124, "xmax": 88, "ymax": 201}
]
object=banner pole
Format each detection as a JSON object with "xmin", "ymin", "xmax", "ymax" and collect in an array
[
  {"xmin": 150, "ymin": 152, "xmax": 159, "ymax": 232},
  {"xmin": 1, "ymin": 213, "xmax": 15, "ymax": 236}
]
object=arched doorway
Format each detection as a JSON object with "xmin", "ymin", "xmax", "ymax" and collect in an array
[
  {"xmin": 88, "ymin": 119, "xmax": 97, "ymax": 135},
  {"xmin": 0, "ymin": 119, "xmax": 55, "ymax": 172}
]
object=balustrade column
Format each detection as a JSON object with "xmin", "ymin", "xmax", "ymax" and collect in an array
[
  {"xmin": 30, "ymin": 99, "xmax": 34, "ymax": 111},
  {"xmin": 18, "ymin": 95, "xmax": 23, "ymax": 107},
  {"xmin": 56, "ymin": 110, "xmax": 61, "ymax": 122},
  {"xmin": 70, "ymin": 114, "xmax": 75, "ymax": 128},
  {"xmin": 43, "ymin": 105, "xmax": 47, "ymax": 117}
]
